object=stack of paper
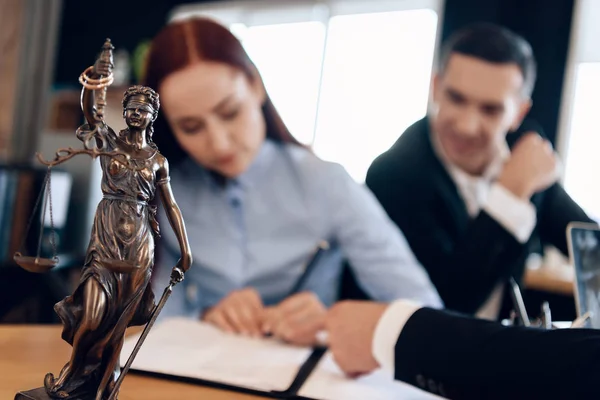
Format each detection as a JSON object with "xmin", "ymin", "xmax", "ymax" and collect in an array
[{"xmin": 299, "ymin": 351, "xmax": 444, "ymax": 400}]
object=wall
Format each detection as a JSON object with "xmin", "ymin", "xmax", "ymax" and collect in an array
[
  {"xmin": 441, "ymin": 0, "xmax": 576, "ymax": 146},
  {"xmin": 53, "ymin": 0, "xmax": 212, "ymax": 87},
  {"xmin": 0, "ymin": 0, "xmax": 24, "ymax": 159}
]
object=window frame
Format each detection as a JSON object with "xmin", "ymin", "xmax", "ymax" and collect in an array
[
  {"xmin": 555, "ymin": 0, "xmax": 600, "ymax": 219},
  {"xmin": 168, "ymin": 0, "xmax": 446, "ymax": 182},
  {"xmin": 557, "ymin": 0, "xmax": 600, "ymax": 169}
]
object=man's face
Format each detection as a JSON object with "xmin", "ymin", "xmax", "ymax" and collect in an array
[{"xmin": 431, "ymin": 53, "xmax": 531, "ymax": 175}]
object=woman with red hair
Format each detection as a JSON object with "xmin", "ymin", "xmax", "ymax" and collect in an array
[{"xmin": 145, "ymin": 17, "xmax": 442, "ymax": 346}]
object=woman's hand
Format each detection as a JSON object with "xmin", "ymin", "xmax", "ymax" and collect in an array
[
  {"xmin": 262, "ymin": 292, "xmax": 327, "ymax": 346},
  {"xmin": 202, "ymin": 288, "xmax": 265, "ymax": 337}
]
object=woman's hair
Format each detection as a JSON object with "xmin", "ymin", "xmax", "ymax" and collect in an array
[
  {"xmin": 143, "ymin": 17, "xmax": 303, "ymax": 164},
  {"xmin": 122, "ymin": 85, "xmax": 160, "ymax": 145}
]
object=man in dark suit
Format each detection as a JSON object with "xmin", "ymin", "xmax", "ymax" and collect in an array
[
  {"xmin": 325, "ymin": 300, "xmax": 600, "ymax": 399},
  {"xmin": 365, "ymin": 23, "xmax": 594, "ymax": 318}
]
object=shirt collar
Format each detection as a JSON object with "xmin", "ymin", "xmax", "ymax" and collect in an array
[
  {"xmin": 234, "ymin": 139, "xmax": 278, "ymax": 189},
  {"xmin": 430, "ymin": 129, "xmax": 509, "ymax": 184},
  {"xmin": 179, "ymin": 139, "xmax": 279, "ymax": 190}
]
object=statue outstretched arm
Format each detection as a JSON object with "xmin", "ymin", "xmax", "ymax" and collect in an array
[
  {"xmin": 78, "ymin": 39, "xmax": 114, "ymax": 144},
  {"xmin": 80, "ymin": 80, "xmax": 102, "ymax": 129},
  {"xmin": 79, "ymin": 61, "xmax": 110, "ymax": 127}
]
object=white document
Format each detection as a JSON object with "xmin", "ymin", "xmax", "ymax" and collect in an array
[
  {"xmin": 120, "ymin": 317, "xmax": 313, "ymax": 393},
  {"xmin": 120, "ymin": 317, "xmax": 446, "ymax": 399},
  {"xmin": 298, "ymin": 352, "xmax": 446, "ymax": 400}
]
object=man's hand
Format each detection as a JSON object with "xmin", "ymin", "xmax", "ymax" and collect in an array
[
  {"xmin": 326, "ymin": 301, "xmax": 388, "ymax": 377},
  {"xmin": 262, "ymin": 292, "xmax": 326, "ymax": 346},
  {"xmin": 497, "ymin": 132, "xmax": 559, "ymax": 200},
  {"xmin": 202, "ymin": 288, "xmax": 265, "ymax": 337}
]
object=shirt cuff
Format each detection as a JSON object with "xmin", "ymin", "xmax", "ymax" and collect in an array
[
  {"xmin": 371, "ymin": 299, "xmax": 422, "ymax": 378},
  {"xmin": 483, "ymin": 183, "xmax": 537, "ymax": 243}
]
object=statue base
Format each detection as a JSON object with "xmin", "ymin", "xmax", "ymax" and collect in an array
[
  {"xmin": 15, "ymin": 388, "xmax": 52, "ymax": 400},
  {"xmin": 15, "ymin": 388, "xmax": 99, "ymax": 400}
]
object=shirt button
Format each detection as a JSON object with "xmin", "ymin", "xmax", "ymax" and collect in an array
[
  {"xmin": 427, "ymin": 379, "xmax": 437, "ymax": 393},
  {"xmin": 438, "ymin": 383, "xmax": 447, "ymax": 397},
  {"xmin": 230, "ymin": 198, "xmax": 241, "ymax": 207},
  {"xmin": 416, "ymin": 374, "xmax": 426, "ymax": 389},
  {"xmin": 186, "ymin": 283, "xmax": 198, "ymax": 303}
]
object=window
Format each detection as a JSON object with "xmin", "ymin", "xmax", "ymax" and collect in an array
[
  {"xmin": 313, "ymin": 9, "xmax": 438, "ymax": 181},
  {"xmin": 562, "ymin": 63, "xmax": 600, "ymax": 220},
  {"xmin": 558, "ymin": 0, "xmax": 600, "ymax": 220},
  {"xmin": 170, "ymin": 0, "xmax": 443, "ymax": 182},
  {"xmin": 236, "ymin": 22, "xmax": 327, "ymax": 145}
]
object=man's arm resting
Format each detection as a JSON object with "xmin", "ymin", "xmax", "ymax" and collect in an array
[{"xmin": 393, "ymin": 307, "xmax": 600, "ymax": 400}]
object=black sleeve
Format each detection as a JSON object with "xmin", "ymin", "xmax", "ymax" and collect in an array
[
  {"xmin": 537, "ymin": 183, "xmax": 596, "ymax": 255},
  {"xmin": 394, "ymin": 307, "xmax": 600, "ymax": 400},
  {"xmin": 366, "ymin": 162, "xmax": 526, "ymax": 314}
]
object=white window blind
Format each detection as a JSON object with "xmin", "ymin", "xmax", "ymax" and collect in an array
[{"xmin": 558, "ymin": 0, "xmax": 600, "ymax": 220}]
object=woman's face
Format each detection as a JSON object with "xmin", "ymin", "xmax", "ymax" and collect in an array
[{"xmin": 159, "ymin": 62, "xmax": 267, "ymax": 178}]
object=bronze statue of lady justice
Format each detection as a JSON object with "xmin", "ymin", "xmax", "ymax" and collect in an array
[{"xmin": 14, "ymin": 39, "xmax": 193, "ymax": 400}]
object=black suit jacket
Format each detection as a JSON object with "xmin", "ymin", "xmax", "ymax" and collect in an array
[
  {"xmin": 395, "ymin": 307, "xmax": 600, "ymax": 399},
  {"xmin": 366, "ymin": 117, "xmax": 593, "ymax": 314}
]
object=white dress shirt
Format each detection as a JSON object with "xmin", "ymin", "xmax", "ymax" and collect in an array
[{"xmin": 371, "ymin": 131, "xmax": 537, "ymax": 375}]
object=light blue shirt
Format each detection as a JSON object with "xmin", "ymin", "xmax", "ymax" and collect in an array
[{"xmin": 153, "ymin": 139, "xmax": 443, "ymax": 318}]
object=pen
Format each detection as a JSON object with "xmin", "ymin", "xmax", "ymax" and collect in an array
[
  {"xmin": 289, "ymin": 240, "xmax": 329, "ymax": 346},
  {"xmin": 287, "ymin": 240, "xmax": 330, "ymax": 296},
  {"xmin": 509, "ymin": 277, "xmax": 530, "ymax": 327},
  {"xmin": 263, "ymin": 241, "xmax": 330, "ymax": 338},
  {"xmin": 540, "ymin": 301, "xmax": 552, "ymax": 330},
  {"xmin": 570, "ymin": 311, "xmax": 591, "ymax": 328}
]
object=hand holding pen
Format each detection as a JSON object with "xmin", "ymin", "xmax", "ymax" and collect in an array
[
  {"xmin": 262, "ymin": 241, "xmax": 330, "ymax": 346},
  {"xmin": 262, "ymin": 292, "xmax": 327, "ymax": 346},
  {"xmin": 203, "ymin": 240, "xmax": 330, "ymax": 345}
]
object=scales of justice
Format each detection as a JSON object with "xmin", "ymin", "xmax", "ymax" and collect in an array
[{"xmin": 14, "ymin": 39, "xmax": 193, "ymax": 400}]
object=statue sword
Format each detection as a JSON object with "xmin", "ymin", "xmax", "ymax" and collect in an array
[{"xmin": 107, "ymin": 267, "xmax": 185, "ymax": 400}]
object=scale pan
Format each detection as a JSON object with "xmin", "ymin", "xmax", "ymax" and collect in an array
[
  {"xmin": 100, "ymin": 259, "xmax": 140, "ymax": 274},
  {"xmin": 13, "ymin": 253, "xmax": 59, "ymax": 273}
]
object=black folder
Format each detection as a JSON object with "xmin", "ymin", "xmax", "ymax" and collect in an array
[
  {"xmin": 119, "ymin": 317, "xmax": 327, "ymax": 399},
  {"xmin": 127, "ymin": 346, "xmax": 327, "ymax": 400}
]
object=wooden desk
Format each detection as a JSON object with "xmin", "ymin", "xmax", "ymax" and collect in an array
[
  {"xmin": 524, "ymin": 264, "xmax": 575, "ymax": 297},
  {"xmin": 0, "ymin": 326, "xmax": 267, "ymax": 400}
]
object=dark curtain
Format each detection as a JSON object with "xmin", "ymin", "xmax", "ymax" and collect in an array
[
  {"xmin": 53, "ymin": 0, "xmax": 211, "ymax": 86},
  {"xmin": 441, "ymin": 0, "xmax": 576, "ymax": 146}
]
